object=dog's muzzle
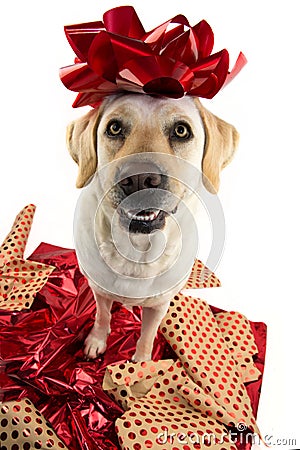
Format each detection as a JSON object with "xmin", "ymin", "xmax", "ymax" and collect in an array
[{"xmin": 116, "ymin": 163, "xmax": 177, "ymax": 234}]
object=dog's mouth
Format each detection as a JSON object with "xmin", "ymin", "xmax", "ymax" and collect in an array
[{"xmin": 118, "ymin": 207, "xmax": 177, "ymax": 234}]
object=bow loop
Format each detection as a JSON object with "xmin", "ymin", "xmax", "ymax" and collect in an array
[
  {"xmin": 159, "ymin": 19, "xmax": 214, "ymax": 65},
  {"xmin": 103, "ymin": 5, "xmax": 145, "ymax": 38},
  {"xmin": 193, "ymin": 20, "xmax": 215, "ymax": 59},
  {"xmin": 189, "ymin": 49, "xmax": 230, "ymax": 98},
  {"xmin": 88, "ymin": 31, "xmax": 154, "ymax": 80},
  {"xmin": 143, "ymin": 14, "xmax": 189, "ymax": 52},
  {"xmin": 64, "ymin": 21, "xmax": 104, "ymax": 63}
]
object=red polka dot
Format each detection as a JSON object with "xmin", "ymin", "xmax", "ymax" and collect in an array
[{"xmin": 123, "ymin": 421, "xmax": 131, "ymax": 428}]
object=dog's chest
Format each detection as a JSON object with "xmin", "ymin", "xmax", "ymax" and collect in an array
[{"xmin": 99, "ymin": 231, "xmax": 180, "ymax": 278}]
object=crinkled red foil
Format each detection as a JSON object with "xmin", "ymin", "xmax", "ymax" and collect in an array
[{"xmin": 0, "ymin": 243, "xmax": 266, "ymax": 450}]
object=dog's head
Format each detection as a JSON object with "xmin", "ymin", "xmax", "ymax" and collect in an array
[{"xmin": 67, "ymin": 94, "xmax": 238, "ymax": 234}]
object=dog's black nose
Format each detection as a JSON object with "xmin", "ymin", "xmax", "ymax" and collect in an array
[{"xmin": 119, "ymin": 173, "xmax": 163, "ymax": 195}]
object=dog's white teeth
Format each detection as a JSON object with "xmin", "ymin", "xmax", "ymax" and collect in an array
[{"xmin": 125, "ymin": 210, "xmax": 160, "ymax": 221}]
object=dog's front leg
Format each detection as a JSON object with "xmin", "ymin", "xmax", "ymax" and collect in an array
[
  {"xmin": 132, "ymin": 303, "xmax": 170, "ymax": 362},
  {"xmin": 84, "ymin": 292, "xmax": 113, "ymax": 359}
]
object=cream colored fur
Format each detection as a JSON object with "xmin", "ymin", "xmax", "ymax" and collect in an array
[{"xmin": 67, "ymin": 94, "xmax": 238, "ymax": 361}]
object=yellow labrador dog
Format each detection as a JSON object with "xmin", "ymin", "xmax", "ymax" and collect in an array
[{"xmin": 67, "ymin": 93, "xmax": 238, "ymax": 361}]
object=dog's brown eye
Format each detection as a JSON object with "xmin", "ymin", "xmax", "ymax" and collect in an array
[
  {"xmin": 173, "ymin": 123, "xmax": 191, "ymax": 140},
  {"xmin": 106, "ymin": 120, "xmax": 123, "ymax": 137}
]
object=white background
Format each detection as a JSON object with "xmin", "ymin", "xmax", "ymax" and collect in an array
[{"xmin": 0, "ymin": 1, "xmax": 299, "ymax": 448}]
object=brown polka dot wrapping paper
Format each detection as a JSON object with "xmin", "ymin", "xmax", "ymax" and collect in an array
[
  {"xmin": 103, "ymin": 296, "xmax": 263, "ymax": 449},
  {"xmin": 0, "ymin": 207, "xmax": 267, "ymax": 449},
  {"xmin": 103, "ymin": 360, "xmax": 175, "ymax": 411},
  {"xmin": 115, "ymin": 361, "xmax": 237, "ymax": 449},
  {"xmin": 160, "ymin": 295, "xmax": 261, "ymax": 434},
  {"xmin": 184, "ymin": 259, "xmax": 221, "ymax": 289},
  {"xmin": 0, "ymin": 205, "xmax": 55, "ymax": 311},
  {"xmin": 0, "ymin": 398, "xmax": 68, "ymax": 449},
  {"xmin": 215, "ymin": 312, "xmax": 261, "ymax": 384}
]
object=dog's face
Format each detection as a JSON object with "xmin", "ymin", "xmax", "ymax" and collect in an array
[
  {"xmin": 96, "ymin": 94, "xmax": 206, "ymax": 234},
  {"xmin": 67, "ymin": 94, "xmax": 239, "ymax": 234}
]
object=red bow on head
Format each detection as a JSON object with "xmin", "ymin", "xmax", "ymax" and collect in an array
[{"xmin": 60, "ymin": 6, "xmax": 247, "ymax": 108}]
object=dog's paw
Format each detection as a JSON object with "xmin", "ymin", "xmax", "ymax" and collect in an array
[{"xmin": 84, "ymin": 333, "xmax": 107, "ymax": 360}]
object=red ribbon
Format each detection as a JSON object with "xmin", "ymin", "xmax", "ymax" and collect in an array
[{"xmin": 60, "ymin": 6, "xmax": 247, "ymax": 108}]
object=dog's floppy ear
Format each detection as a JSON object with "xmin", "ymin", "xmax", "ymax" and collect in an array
[
  {"xmin": 194, "ymin": 99, "xmax": 239, "ymax": 193},
  {"xmin": 66, "ymin": 108, "xmax": 102, "ymax": 188}
]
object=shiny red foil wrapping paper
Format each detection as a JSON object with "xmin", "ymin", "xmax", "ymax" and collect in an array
[{"xmin": 0, "ymin": 243, "xmax": 267, "ymax": 450}]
